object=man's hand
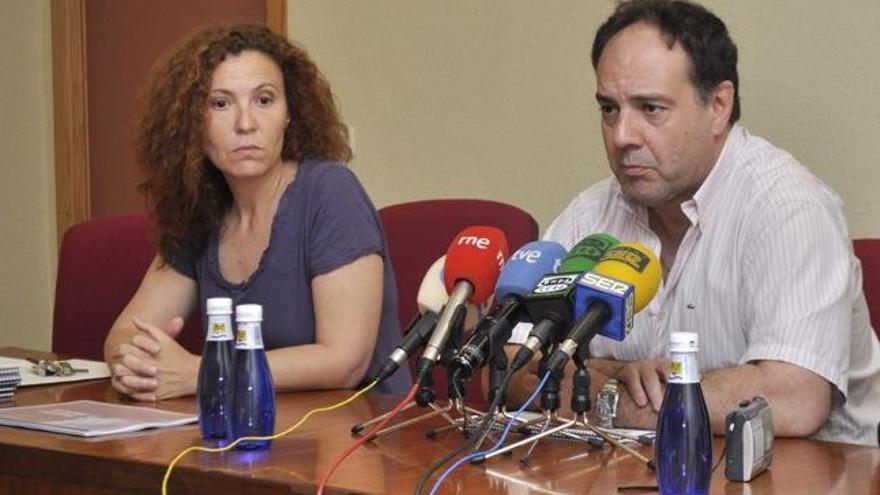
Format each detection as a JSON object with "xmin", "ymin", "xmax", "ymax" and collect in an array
[{"xmin": 617, "ymin": 358, "xmax": 669, "ymax": 412}]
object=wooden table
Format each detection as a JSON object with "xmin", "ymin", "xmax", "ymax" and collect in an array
[{"xmin": 0, "ymin": 347, "xmax": 877, "ymax": 494}]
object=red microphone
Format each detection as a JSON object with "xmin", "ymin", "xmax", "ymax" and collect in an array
[
  {"xmin": 416, "ymin": 226, "xmax": 509, "ymax": 385},
  {"xmin": 443, "ymin": 226, "xmax": 509, "ymax": 304}
]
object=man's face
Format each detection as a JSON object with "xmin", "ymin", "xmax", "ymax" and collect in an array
[{"xmin": 595, "ymin": 22, "xmax": 721, "ymax": 209}]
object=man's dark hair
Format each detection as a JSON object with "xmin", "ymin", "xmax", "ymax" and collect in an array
[{"xmin": 592, "ymin": 0, "xmax": 740, "ymax": 124}]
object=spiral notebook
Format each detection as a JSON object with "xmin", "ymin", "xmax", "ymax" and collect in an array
[
  {"xmin": 0, "ymin": 400, "xmax": 197, "ymax": 437},
  {"xmin": 0, "ymin": 366, "xmax": 21, "ymax": 400}
]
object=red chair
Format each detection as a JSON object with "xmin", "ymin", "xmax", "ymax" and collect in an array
[
  {"xmin": 853, "ymin": 238, "xmax": 880, "ymax": 338},
  {"xmin": 379, "ymin": 199, "xmax": 539, "ymax": 404},
  {"xmin": 52, "ymin": 212, "xmax": 203, "ymax": 360}
]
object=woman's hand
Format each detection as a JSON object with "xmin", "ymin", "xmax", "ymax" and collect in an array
[
  {"xmin": 108, "ymin": 324, "xmax": 162, "ymax": 401},
  {"xmin": 108, "ymin": 316, "xmax": 199, "ymax": 401},
  {"xmin": 103, "ymin": 254, "xmax": 199, "ymax": 400},
  {"xmin": 129, "ymin": 316, "xmax": 200, "ymax": 400}
]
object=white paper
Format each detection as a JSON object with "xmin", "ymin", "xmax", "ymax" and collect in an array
[
  {"xmin": 0, "ymin": 357, "xmax": 111, "ymax": 387},
  {"xmin": 0, "ymin": 400, "xmax": 196, "ymax": 437},
  {"xmin": 507, "ymin": 322, "xmax": 533, "ymax": 344}
]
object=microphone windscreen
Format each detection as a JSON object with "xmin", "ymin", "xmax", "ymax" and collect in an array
[
  {"xmin": 416, "ymin": 256, "xmax": 448, "ymax": 314},
  {"xmin": 593, "ymin": 242, "xmax": 662, "ymax": 312},
  {"xmin": 416, "ymin": 254, "xmax": 490, "ymax": 331},
  {"xmin": 444, "ymin": 226, "xmax": 510, "ymax": 303},
  {"xmin": 559, "ymin": 233, "xmax": 620, "ymax": 273},
  {"xmin": 494, "ymin": 241, "xmax": 567, "ymax": 301}
]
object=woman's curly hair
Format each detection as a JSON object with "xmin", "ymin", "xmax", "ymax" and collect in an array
[{"xmin": 135, "ymin": 23, "xmax": 351, "ymax": 265}]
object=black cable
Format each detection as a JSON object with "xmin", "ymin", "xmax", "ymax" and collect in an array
[
  {"xmin": 413, "ymin": 368, "xmax": 514, "ymax": 495},
  {"xmin": 414, "ymin": 317, "xmax": 553, "ymax": 494},
  {"xmin": 451, "ymin": 375, "xmax": 464, "ymax": 405},
  {"xmin": 711, "ymin": 436, "xmax": 728, "ymax": 474}
]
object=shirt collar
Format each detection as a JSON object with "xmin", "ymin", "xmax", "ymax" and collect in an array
[{"xmin": 689, "ymin": 124, "xmax": 745, "ymax": 229}]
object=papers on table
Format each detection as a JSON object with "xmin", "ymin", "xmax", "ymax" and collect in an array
[
  {"xmin": 0, "ymin": 357, "xmax": 111, "ymax": 387},
  {"xmin": 0, "ymin": 400, "xmax": 196, "ymax": 437}
]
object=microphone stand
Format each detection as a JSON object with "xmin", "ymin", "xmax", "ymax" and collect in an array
[
  {"xmin": 517, "ymin": 364, "xmax": 593, "ymax": 464},
  {"xmin": 474, "ymin": 346, "xmax": 513, "ymax": 447},
  {"xmin": 351, "ymin": 307, "xmax": 481, "ymax": 440},
  {"xmin": 423, "ymin": 358, "xmax": 488, "ymax": 440},
  {"xmin": 474, "ymin": 342, "xmax": 653, "ymax": 468},
  {"xmin": 475, "ymin": 349, "xmax": 579, "ymax": 463},
  {"xmin": 425, "ymin": 342, "xmax": 510, "ymax": 445}
]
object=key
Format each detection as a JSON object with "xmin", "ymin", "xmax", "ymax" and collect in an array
[
  {"xmin": 25, "ymin": 358, "xmax": 87, "ymax": 376},
  {"xmin": 57, "ymin": 361, "xmax": 89, "ymax": 376},
  {"xmin": 28, "ymin": 359, "xmax": 59, "ymax": 376}
]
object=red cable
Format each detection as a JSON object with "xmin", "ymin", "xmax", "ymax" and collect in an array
[{"xmin": 316, "ymin": 383, "xmax": 420, "ymax": 494}]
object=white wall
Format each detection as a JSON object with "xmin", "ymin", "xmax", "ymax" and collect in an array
[
  {"xmin": 288, "ymin": 0, "xmax": 879, "ymax": 237},
  {"xmin": 0, "ymin": 0, "xmax": 877, "ymax": 352},
  {"xmin": 0, "ymin": 0, "xmax": 56, "ymax": 350}
]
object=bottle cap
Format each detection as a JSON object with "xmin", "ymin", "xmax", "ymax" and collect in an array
[
  {"xmin": 206, "ymin": 297, "xmax": 233, "ymax": 315},
  {"xmin": 236, "ymin": 304, "xmax": 263, "ymax": 322},
  {"xmin": 669, "ymin": 331, "xmax": 698, "ymax": 353}
]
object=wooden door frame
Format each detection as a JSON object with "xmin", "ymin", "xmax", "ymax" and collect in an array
[
  {"xmin": 266, "ymin": 0, "xmax": 288, "ymax": 37},
  {"xmin": 51, "ymin": 0, "xmax": 287, "ymax": 244},
  {"xmin": 52, "ymin": 0, "xmax": 90, "ymax": 245}
]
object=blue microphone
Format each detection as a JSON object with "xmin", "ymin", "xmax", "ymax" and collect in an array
[
  {"xmin": 508, "ymin": 233, "xmax": 620, "ymax": 373},
  {"xmin": 451, "ymin": 241, "xmax": 566, "ymax": 379},
  {"xmin": 494, "ymin": 241, "xmax": 566, "ymax": 302}
]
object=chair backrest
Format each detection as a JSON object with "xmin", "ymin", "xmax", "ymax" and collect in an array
[
  {"xmin": 52, "ymin": 212, "xmax": 203, "ymax": 360},
  {"xmin": 853, "ymin": 238, "xmax": 880, "ymax": 338},
  {"xmin": 378, "ymin": 199, "xmax": 539, "ymax": 404}
]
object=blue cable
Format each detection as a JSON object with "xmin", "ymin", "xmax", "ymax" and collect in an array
[{"xmin": 427, "ymin": 370, "xmax": 552, "ymax": 495}]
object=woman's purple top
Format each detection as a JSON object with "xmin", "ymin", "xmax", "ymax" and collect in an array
[{"xmin": 172, "ymin": 159, "xmax": 411, "ymax": 396}]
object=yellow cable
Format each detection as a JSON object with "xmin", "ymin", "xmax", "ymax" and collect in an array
[{"xmin": 162, "ymin": 380, "xmax": 378, "ymax": 495}]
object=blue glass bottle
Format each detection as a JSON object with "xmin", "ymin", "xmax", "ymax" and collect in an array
[
  {"xmin": 655, "ymin": 332, "xmax": 712, "ymax": 495},
  {"xmin": 196, "ymin": 297, "xmax": 234, "ymax": 440},
  {"xmin": 231, "ymin": 304, "xmax": 275, "ymax": 450}
]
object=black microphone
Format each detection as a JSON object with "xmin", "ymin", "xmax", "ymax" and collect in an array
[
  {"xmin": 508, "ymin": 233, "xmax": 621, "ymax": 373},
  {"xmin": 374, "ymin": 310, "xmax": 439, "ymax": 384},
  {"xmin": 372, "ymin": 255, "xmax": 449, "ymax": 384},
  {"xmin": 451, "ymin": 241, "xmax": 566, "ymax": 380}
]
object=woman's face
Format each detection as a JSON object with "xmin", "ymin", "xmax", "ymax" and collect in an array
[{"xmin": 203, "ymin": 50, "xmax": 289, "ymax": 181}]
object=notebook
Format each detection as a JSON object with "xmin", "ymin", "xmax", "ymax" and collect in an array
[
  {"xmin": 0, "ymin": 366, "xmax": 22, "ymax": 401},
  {"xmin": 0, "ymin": 400, "xmax": 197, "ymax": 437}
]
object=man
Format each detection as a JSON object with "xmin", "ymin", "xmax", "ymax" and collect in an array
[{"xmin": 517, "ymin": 0, "xmax": 879, "ymax": 445}]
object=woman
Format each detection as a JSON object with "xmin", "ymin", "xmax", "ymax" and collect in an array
[{"xmin": 103, "ymin": 24, "xmax": 410, "ymax": 400}]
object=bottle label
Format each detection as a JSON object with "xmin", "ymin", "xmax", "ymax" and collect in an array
[
  {"xmin": 235, "ymin": 321, "xmax": 265, "ymax": 350},
  {"xmin": 668, "ymin": 353, "xmax": 700, "ymax": 384},
  {"xmin": 206, "ymin": 315, "xmax": 234, "ymax": 342}
]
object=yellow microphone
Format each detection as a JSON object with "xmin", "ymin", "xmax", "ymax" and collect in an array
[
  {"xmin": 546, "ymin": 242, "xmax": 662, "ymax": 376},
  {"xmin": 592, "ymin": 241, "xmax": 662, "ymax": 313}
]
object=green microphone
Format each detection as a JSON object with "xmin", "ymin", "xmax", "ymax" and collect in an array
[
  {"xmin": 559, "ymin": 233, "xmax": 621, "ymax": 273},
  {"xmin": 509, "ymin": 233, "xmax": 621, "ymax": 372}
]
